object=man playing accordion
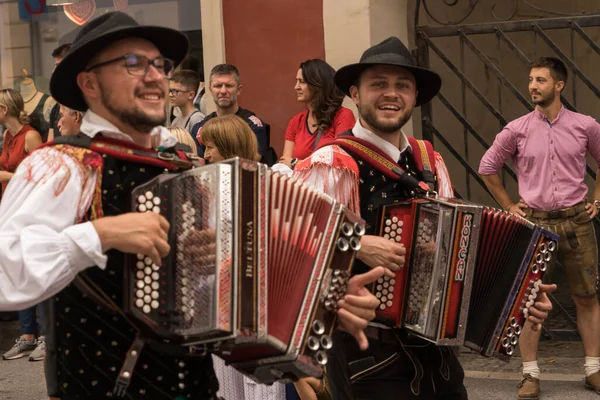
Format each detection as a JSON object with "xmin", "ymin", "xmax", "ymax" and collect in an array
[
  {"xmin": 0, "ymin": 12, "xmax": 383, "ymax": 400},
  {"xmin": 292, "ymin": 37, "xmax": 556, "ymax": 399}
]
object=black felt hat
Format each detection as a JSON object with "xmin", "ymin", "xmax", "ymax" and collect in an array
[
  {"xmin": 50, "ymin": 12, "xmax": 189, "ymax": 111},
  {"xmin": 334, "ymin": 37, "xmax": 441, "ymax": 106}
]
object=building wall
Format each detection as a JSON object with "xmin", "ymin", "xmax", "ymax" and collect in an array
[{"xmin": 220, "ymin": 0, "xmax": 326, "ymax": 153}]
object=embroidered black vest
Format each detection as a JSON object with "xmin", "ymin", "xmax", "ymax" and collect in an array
[
  {"xmin": 343, "ymin": 147, "xmax": 434, "ymax": 276},
  {"xmin": 51, "ymin": 153, "xmax": 219, "ymax": 400}
]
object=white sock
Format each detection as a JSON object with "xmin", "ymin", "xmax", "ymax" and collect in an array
[
  {"xmin": 522, "ymin": 361, "xmax": 540, "ymax": 379},
  {"xmin": 585, "ymin": 357, "xmax": 600, "ymax": 377}
]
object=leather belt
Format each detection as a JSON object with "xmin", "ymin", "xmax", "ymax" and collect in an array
[{"xmin": 522, "ymin": 201, "xmax": 586, "ymax": 219}]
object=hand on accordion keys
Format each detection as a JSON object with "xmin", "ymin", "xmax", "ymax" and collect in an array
[
  {"xmin": 92, "ymin": 212, "xmax": 171, "ymax": 265},
  {"xmin": 526, "ymin": 283, "xmax": 557, "ymax": 331},
  {"xmin": 356, "ymin": 235, "xmax": 406, "ymax": 272},
  {"xmin": 336, "ymin": 266, "xmax": 395, "ymax": 350}
]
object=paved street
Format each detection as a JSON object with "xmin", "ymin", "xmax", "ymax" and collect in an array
[{"xmin": 1, "ymin": 319, "xmax": 599, "ymax": 399}]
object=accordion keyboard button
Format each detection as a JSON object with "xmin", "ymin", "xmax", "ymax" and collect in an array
[
  {"xmin": 152, "ymin": 264, "xmax": 160, "ymax": 271},
  {"xmin": 153, "ymin": 197, "xmax": 161, "ymax": 205},
  {"xmin": 144, "ymin": 267, "xmax": 151, "ymax": 275},
  {"xmin": 137, "ymin": 204, "xmax": 147, "ymax": 212},
  {"xmin": 135, "ymin": 299, "xmax": 144, "ymax": 308},
  {"xmin": 144, "ymin": 257, "xmax": 153, "ymax": 266},
  {"xmin": 144, "ymin": 276, "xmax": 152, "ymax": 285},
  {"xmin": 151, "ymin": 272, "xmax": 159, "ymax": 281},
  {"xmin": 386, "ymin": 219, "xmax": 392, "ymax": 226},
  {"xmin": 136, "ymin": 290, "xmax": 144, "ymax": 298},
  {"xmin": 379, "ymin": 304, "xmax": 386, "ymax": 310},
  {"xmin": 392, "ymin": 217, "xmax": 398, "ymax": 223},
  {"xmin": 384, "ymin": 234, "xmax": 390, "ymax": 240},
  {"xmin": 377, "ymin": 284, "xmax": 383, "ymax": 291},
  {"xmin": 137, "ymin": 254, "xmax": 144, "ymax": 260},
  {"xmin": 152, "ymin": 206, "xmax": 160, "ymax": 213},
  {"xmin": 388, "ymin": 293, "xmax": 394, "ymax": 300},
  {"xmin": 136, "ymin": 271, "xmax": 144, "ymax": 280},
  {"xmin": 142, "ymin": 305, "xmax": 151, "ymax": 314},
  {"xmin": 151, "ymin": 291, "xmax": 159, "ymax": 299},
  {"xmin": 381, "ymin": 296, "xmax": 387, "ymax": 303},
  {"xmin": 390, "ymin": 279, "xmax": 396, "ymax": 285},
  {"xmin": 145, "ymin": 201, "xmax": 153, "ymax": 209},
  {"xmin": 136, "ymin": 281, "xmax": 144, "ymax": 289},
  {"xmin": 376, "ymin": 292, "xmax": 382, "ymax": 298},
  {"xmin": 144, "ymin": 295, "xmax": 151, "ymax": 304},
  {"xmin": 398, "ymin": 221, "xmax": 404, "ymax": 227},
  {"xmin": 151, "ymin": 282, "xmax": 159, "ymax": 290},
  {"xmin": 144, "ymin": 286, "xmax": 151, "ymax": 294},
  {"xmin": 151, "ymin": 300, "xmax": 159, "ymax": 309},
  {"xmin": 137, "ymin": 195, "xmax": 146, "ymax": 204},
  {"xmin": 384, "ymin": 227, "xmax": 391, "ymax": 233},
  {"xmin": 145, "ymin": 191, "xmax": 154, "ymax": 200},
  {"xmin": 390, "ymin": 232, "xmax": 396, "ymax": 238},
  {"xmin": 386, "ymin": 301, "xmax": 393, "ymax": 307},
  {"xmin": 389, "ymin": 286, "xmax": 395, "ymax": 292}
]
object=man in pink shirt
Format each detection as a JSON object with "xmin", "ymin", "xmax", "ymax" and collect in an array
[{"xmin": 479, "ymin": 56, "xmax": 600, "ymax": 399}]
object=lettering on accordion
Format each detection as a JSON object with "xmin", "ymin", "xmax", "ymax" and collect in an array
[
  {"xmin": 455, "ymin": 214, "xmax": 472, "ymax": 282},
  {"xmin": 245, "ymin": 220, "xmax": 254, "ymax": 278}
]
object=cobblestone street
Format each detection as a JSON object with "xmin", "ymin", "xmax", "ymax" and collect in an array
[{"xmin": 1, "ymin": 317, "xmax": 599, "ymax": 400}]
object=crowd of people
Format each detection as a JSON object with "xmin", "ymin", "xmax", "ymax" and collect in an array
[{"xmin": 0, "ymin": 10, "xmax": 598, "ymax": 400}]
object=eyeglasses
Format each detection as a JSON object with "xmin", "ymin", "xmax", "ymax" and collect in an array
[
  {"xmin": 85, "ymin": 54, "xmax": 175, "ymax": 78},
  {"xmin": 169, "ymin": 89, "xmax": 190, "ymax": 95}
]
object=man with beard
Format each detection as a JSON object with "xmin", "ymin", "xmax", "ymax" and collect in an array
[
  {"xmin": 0, "ymin": 12, "xmax": 384, "ymax": 399},
  {"xmin": 293, "ymin": 38, "xmax": 555, "ymax": 400},
  {"xmin": 190, "ymin": 64, "xmax": 268, "ymax": 158},
  {"xmin": 479, "ymin": 56, "xmax": 600, "ymax": 399}
]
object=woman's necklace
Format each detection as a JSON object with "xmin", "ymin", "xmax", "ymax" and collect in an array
[{"xmin": 23, "ymin": 91, "xmax": 39, "ymax": 104}]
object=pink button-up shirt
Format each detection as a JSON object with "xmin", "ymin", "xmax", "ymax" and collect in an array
[{"xmin": 479, "ymin": 107, "xmax": 600, "ymax": 210}]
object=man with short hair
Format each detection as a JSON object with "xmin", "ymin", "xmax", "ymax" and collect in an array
[
  {"xmin": 480, "ymin": 56, "xmax": 600, "ymax": 399},
  {"xmin": 293, "ymin": 37, "xmax": 556, "ymax": 400},
  {"xmin": 0, "ymin": 12, "xmax": 383, "ymax": 399},
  {"xmin": 190, "ymin": 63, "xmax": 268, "ymax": 157},
  {"xmin": 169, "ymin": 69, "xmax": 205, "ymax": 132}
]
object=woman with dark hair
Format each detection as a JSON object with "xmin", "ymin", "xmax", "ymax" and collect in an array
[{"xmin": 280, "ymin": 59, "xmax": 355, "ymax": 168}]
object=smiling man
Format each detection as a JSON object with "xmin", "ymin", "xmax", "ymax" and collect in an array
[
  {"xmin": 292, "ymin": 37, "xmax": 556, "ymax": 400},
  {"xmin": 480, "ymin": 57, "xmax": 600, "ymax": 400},
  {"xmin": 190, "ymin": 64, "xmax": 268, "ymax": 158},
  {"xmin": 0, "ymin": 13, "xmax": 385, "ymax": 399}
]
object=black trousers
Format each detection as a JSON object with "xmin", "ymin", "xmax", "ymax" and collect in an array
[{"xmin": 327, "ymin": 329, "xmax": 468, "ymax": 400}]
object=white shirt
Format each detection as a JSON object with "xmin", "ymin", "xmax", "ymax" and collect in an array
[
  {"xmin": 352, "ymin": 119, "xmax": 411, "ymax": 161},
  {"xmin": 0, "ymin": 111, "xmax": 176, "ymax": 311}
]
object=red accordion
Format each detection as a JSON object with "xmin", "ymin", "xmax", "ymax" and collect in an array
[
  {"xmin": 125, "ymin": 158, "xmax": 364, "ymax": 383},
  {"xmin": 374, "ymin": 197, "xmax": 558, "ymax": 358}
]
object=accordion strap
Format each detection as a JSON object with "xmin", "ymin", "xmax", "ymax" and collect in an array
[
  {"xmin": 74, "ymin": 274, "xmax": 144, "ymax": 397},
  {"xmin": 46, "ymin": 132, "xmax": 203, "ymax": 171},
  {"xmin": 331, "ymin": 137, "xmax": 431, "ymax": 193}
]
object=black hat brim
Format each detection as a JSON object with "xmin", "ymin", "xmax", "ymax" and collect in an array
[
  {"xmin": 51, "ymin": 25, "xmax": 189, "ymax": 112},
  {"xmin": 334, "ymin": 62, "xmax": 442, "ymax": 107}
]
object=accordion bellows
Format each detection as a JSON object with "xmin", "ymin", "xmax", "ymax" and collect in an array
[
  {"xmin": 125, "ymin": 158, "xmax": 363, "ymax": 383},
  {"xmin": 374, "ymin": 197, "xmax": 559, "ymax": 359}
]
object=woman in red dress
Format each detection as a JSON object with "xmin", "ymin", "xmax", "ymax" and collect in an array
[
  {"xmin": 0, "ymin": 88, "xmax": 43, "ymax": 363},
  {"xmin": 280, "ymin": 59, "xmax": 355, "ymax": 169},
  {"xmin": 0, "ymin": 88, "xmax": 43, "ymax": 198}
]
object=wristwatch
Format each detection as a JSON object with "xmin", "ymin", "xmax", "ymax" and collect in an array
[{"xmin": 593, "ymin": 199, "xmax": 600, "ymax": 209}]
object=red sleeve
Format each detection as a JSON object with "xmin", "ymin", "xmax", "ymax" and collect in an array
[
  {"xmin": 333, "ymin": 107, "xmax": 356, "ymax": 136},
  {"xmin": 284, "ymin": 112, "xmax": 302, "ymax": 142}
]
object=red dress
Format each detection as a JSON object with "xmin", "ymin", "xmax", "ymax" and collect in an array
[
  {"xmin": 284, "ymin": 107, "xmax": 355, "ymax": 160},
  {"xmin": 0, "ymin": 124, "xmax": 37, "ymax": 195}
]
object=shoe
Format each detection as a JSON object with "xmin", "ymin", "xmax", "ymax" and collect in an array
[
  {"xmin": 517, "ymin": 374, "xmax": 540, "ymax": 400},
  {"xmin": 2, "ymin": 337, "xmax": 37, "ymax": 360},
  {"xmin": 585, "ymin": 371, "xmax": 600, "ymax": 394},
  {"xmin": 28, "ymin": 337, "xmax": 45, "ymax": 362}
]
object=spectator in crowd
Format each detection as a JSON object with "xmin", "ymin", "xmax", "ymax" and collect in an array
[
  {"xmin": 169, "ymin": 69, "xmax": 205, "ymax": 132},
  {"xmin": 56, "ymin": 105, "xmax": 83, "ymax": 136},
  {"xmin": 191, "ymin": 64, "xmax": 268, "ymax": 158},
  {"xmin": 479, "ymin": 56, "xmax": 600, "ymax": 399},
  {"xmin": 281, "ymin": 59, "xmax": 355, "ymax": 170},
  {"xmin": 47, "ymin": 43, "xmax": 72, "ymax": 142},
  {"xmin": 0, "ymin": 88, "xmax": 43, "ymax": 361},
  {"xmin": 201, "ymin": 114, "xmax": 261, "ymax": 164},
  {"xmin": 167, "ymin": 126, "xmax": 198, "ymax": 154}
]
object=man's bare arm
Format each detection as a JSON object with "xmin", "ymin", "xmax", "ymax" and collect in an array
[{"xmin": 481, "ymin": 173, "xmax": 527, "ymax": 217}]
